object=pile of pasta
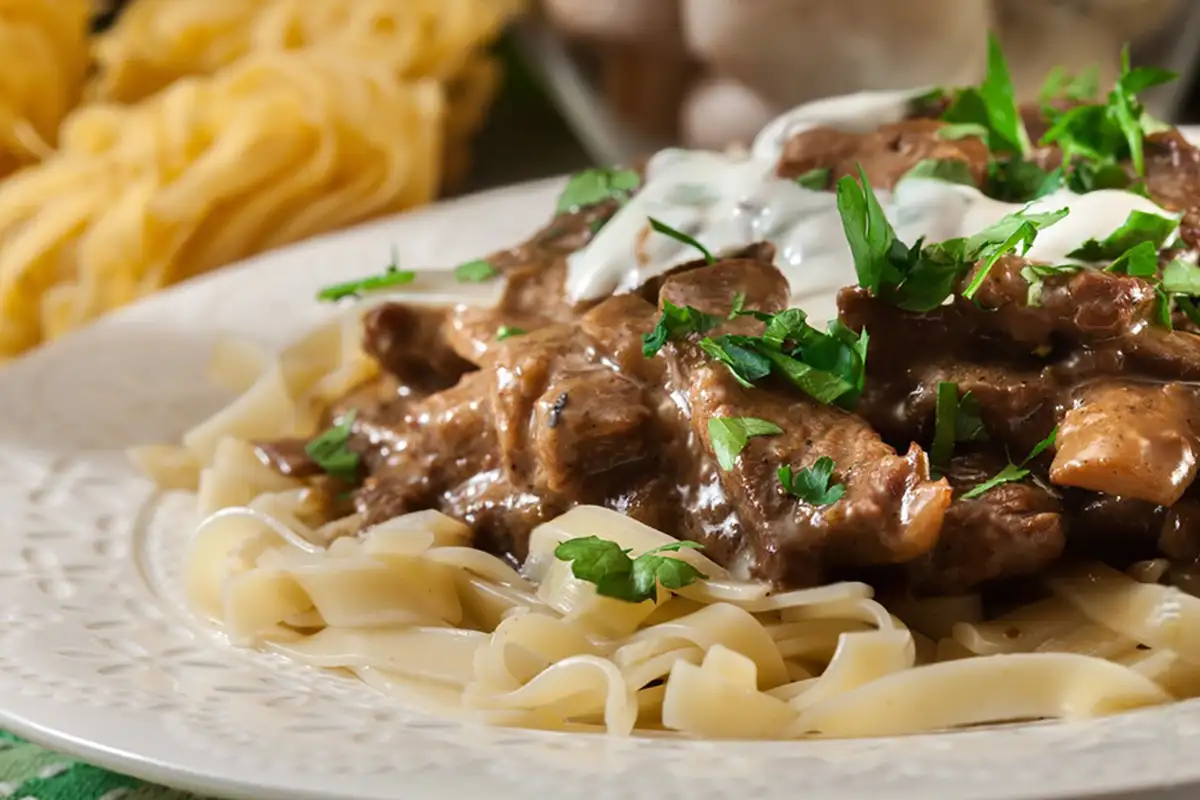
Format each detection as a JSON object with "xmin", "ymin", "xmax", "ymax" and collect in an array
[
  {"xmin": 132, "ymin": 315, "xmax": 1200, "ymax": 739},
  {"xmin": 0, "ymin": 0, "xmax": 523, "ymax": 360}
]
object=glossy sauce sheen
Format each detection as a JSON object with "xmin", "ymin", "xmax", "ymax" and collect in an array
[{"xmin": 566, "ymin": 90, "xmax": 1180, "ymax": 326}]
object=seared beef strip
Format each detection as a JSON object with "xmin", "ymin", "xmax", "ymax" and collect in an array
[
  {"xmin": 839, "ymin": 288, "xmax": 1059, "ymax": 454},
  {"xmin": 659, "ymin": 262, "xmax": 952, "ymax": 585},
  {"xmin": 906, "ymin": 451, "xmax": 1064, "ymax": 595},
  {"xmin": 778, "ymin": 119, "xmax": 990, "ymax": 190}
]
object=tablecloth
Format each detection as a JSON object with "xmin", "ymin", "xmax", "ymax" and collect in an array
[{"xmin": 0, "ymin": 732, "xmax": 203, "ymax": 799}]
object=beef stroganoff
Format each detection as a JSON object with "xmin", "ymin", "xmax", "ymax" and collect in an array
[{"xmin": 136, "ymin": 37, "xmax": 1200, "ymax": 738}]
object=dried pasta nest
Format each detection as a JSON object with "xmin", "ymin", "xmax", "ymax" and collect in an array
[
  {"xmin": 0, "ymin": 50, "xmax": 444, "ymax": 358},
  {"xmin": 0, "ymin": 0, "xmax": 90, "ymax": 176}
]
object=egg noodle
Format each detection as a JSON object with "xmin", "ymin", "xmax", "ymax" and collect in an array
[
  {"xmin": 0, "ymin": 0, "xmax": 522, "ymax": 360},
  {"xmin": 132, "ymin": 312, "xmax": 1200, "ymax": 739},
  {"xmin": 0, "ymin": 0, "xmax": 90, "ymax": 176}
]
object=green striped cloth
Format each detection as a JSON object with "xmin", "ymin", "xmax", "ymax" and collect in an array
[{"xmin": 0, "ymin": 732, "xmax": 205, "ymax": 800}]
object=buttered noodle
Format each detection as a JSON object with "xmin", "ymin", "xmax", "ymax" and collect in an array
[{"xmin": 132, "ymin": 312, "xmax": 1200, "ymax": 738}]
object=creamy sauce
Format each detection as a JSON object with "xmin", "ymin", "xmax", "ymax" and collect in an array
[{"xmin": 566, "ymin": 90, "xmax": 1181, "ymax": 327}]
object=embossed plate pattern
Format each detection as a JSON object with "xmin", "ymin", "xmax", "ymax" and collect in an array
[{"xmin": 2, "ymin": 173, "xmax": 1200, "ymax": 800}]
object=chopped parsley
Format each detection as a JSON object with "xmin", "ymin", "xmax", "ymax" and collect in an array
[
  {"xmin": 1041, "ymin": 47, "xmax": 1176, "ymax": 191},
  {"xmin": 648, "ymin": 217, "xmax": 715, "ymax": 264},
  {"xmin": 305, "ymin": 411, "xmax": 360, "ymax": 483},
  {"xmin": 553, "ymin": 536, "xmax": 707, "ymax": 603},
  {"xmin": 779, "ymin": 456, "xmax": 845, "ymax": 506},
  {"xmin": 961, "ymin": 427, "xmax": 1057, "ymax": 500},
  {"xmin": 707, "ymin": 417, "xmax": 783, "ymax": 471},
  {"xmin": 837, "ymin": 166, "xmax": 1068, "ymax": 308},
  {"xmin": 495, "ymin": 325, "xmax": 526, "ymax": 341},
  {"xmin": 556, "ymin": 167, "xmax": 641, "ymax": 214},
  {"xmin": 1067, "ymin": 210, "xmax": 1179, "ymax": 261},
  {"xmin": 316, "ymin": 249, "xmax": 414, "ymax": 301},
  {"xmin": 940, "ymin": 32, "xmax": 1030, "ymax": 157},
  {"xmin": 728, "ymin": 291, "xmax": 747, "ymax": 319},
  {"xmin": 985, "ymin": 159, "xmax": 1065, "ymax": 203},
  {"xmin": 1020, "ymin": 262, "xmax": 1081, "ymax": 306},
  {"xmin": 794, "ymin": 167, "xmax": 832, "ymax": 191},
  {"xmin": 698, "ymin": 310, "xmax": 869, "ymax": 407},
  {"xmin": 642, "ymin": 301, "xmax": 721, "ymax": 357},
  {"xmin": 1039, "ymin": 65, "xmax": 1101, "ymax": 112},
  {"xmin": 901, "ymin": 158, "xmax": 976, "ymax": 187},
  {"xmin": 454, "ymin": 259, "xmax": 497, "ymax": 283},
  {"xmin": 1162, "ymin": 258, "xmax": 1200, "ymax": 296},
  {"xmin": 931, "ymin": 382, "xmax": 988, "ymax": 468},
  {"xmin": 1105, "ymin": 240, "xmax": 1159, "ymax": 278}
]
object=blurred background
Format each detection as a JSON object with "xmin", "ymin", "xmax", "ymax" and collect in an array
[{"xmin": 1, "ymin": 0, "xmax": 1200, "ymax": 362}]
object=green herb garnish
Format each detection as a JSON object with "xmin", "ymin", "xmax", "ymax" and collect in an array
[
  {"xmin": 1162, "ymin": 258, "xmax": 1200, "ymax": 295},
  {"xmin": 316, "ymin": 250, "xmax": 415, "ymax": 302},
  {"xmin": 838, "ymin": 166, "xmax": 1068, "ymax": 308},
  {"xmin": 901, "ymin": 158, "xmax": 976, "ymax": 186},
  {"xmin": 697, "ymin": 309, "xmax": 868, "ymax": 407},
  {"xmin": 1020, "ymin": 262, "xmax": 1081, "ymax": 306},
  {"xmin": 1039, "ymin": 65, "xmax": 1101, "ymax": 112},
  {"xmin": 553, "ymin": 537, "xmax": 707, "ymax": 603},
  {"xmin": 642, "ymin": 300, "xmax": 721, "ymax": 357},
  {"xmin": 1105, "ymin": 240, "xmax": 1159, "ymax": 278},
  {"xmin": 707, "ymin": 417, "xmax": 783, "ymax": 471},
  {"xmin": 1041, "ymin": 47, "xmax": 1176, "ymax": 187},
  {"xmin": 931, "ymin": 382, "xmax": 989, "ymax": 468},
  {"xmin": 962, "ymin": 427, "xmax": 1057, "ymax": 500},
  {"xmin": 728, "ymin": 291, "xmax": 747, "ymax": 319},
  {"xmin": 305, "ymin": 411, "xmax": 360, "ymax": 483},
  {"xmin": 496, "ymin": 325, "xmax": 526, "ymax": 341},
  {"xmin": 454, "ymin": 258, "xmax": 497, "ymax": 283},
  {"xmin": 794, "ymin": 167, "xmax": 832, "ymax": 191},
  {"xmin": 940, "ymin": 32, "xmax": 1030, "ymax": 157},
  {"xmin": 648, "ymin": 217, "xmax": 715, "ymax": 264},
  {"xmin": 1067, "ymin": 210, "xmax": 1179, "ymax": 261},
  {"xmin": 556, "ymin": 167, "xmax": 641, "ymax": 214},
  {"xmin": 778, "ymin": 456, "xmax": 845, "ymax": 506}
]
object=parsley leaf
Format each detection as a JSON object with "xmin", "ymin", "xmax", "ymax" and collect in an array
[
  {"xmin": 556, "ymin": 167, "xmax": 641, "ymax": 214},
  {"xmin": 698, "ymin": 307, "xmax": 868, "ymax": 407},
  {"xmin": 836, "ymin": 167, "xmax": 902, "ymax": 294},
  {"xmin": 986, "ymin": 158, "xmax": 1064, "ymax": 203},
  {"xmin": 901, "ymin": 158, "xmax": 976, "ymax": 186},
  {"xmin": 642, "ymin": 300, "xmax": 720, "ymax": 357},
  {"xmin": 1105, "ymin": 240, "xmax": 1159, "ymax": 278},
  {"xmin": 962, "ymin": 427, "xmax": 1057, "ymax": 500},
  {"xmin": 957, "ymin": 207, "xmax": 1071, "ymax": 299},
  {"xmin": 316, "ymin": 250, "xmax": 414, "ymax": 302},
  {"xmin": 1041, "ymin": 47, "xmax": 1176, "ymax": 186},
  {"xmin": 496, "ymin": 325, "xmax": 525, "ymax": 341},
  {"xmin": 1020, "ymin": 262, "xmax": 1081, "ymax": 306},
  {"xmin": 939, "ymin": 123, "xmax": 991, "ymax": 143},
  {"xmin": 778, "ymin": 456, "xmax": 845, "ymax": 506},
  {"xmin": 931, "ymin": 382, "xmax": 989, "ymax": 468},
  {"xmin": 795, "ymin": 167, "xmax": 832, "ymax": 191},
  {"xmin": 554, "ymin": 536, "xmax": 707, "ymax": 603},
  {"xmin": 1039, "ymin": 65, "xmax": 1100, "ymax": 111},
  {"xmin": 728, "ymin": 291, "xmax": 747, "ymax": 319},
  {"xmin": 648, "ymin": 217, "xmax": 715, "ymax": 264},
  {"xmin": 707, "ymin": 417, "xmax": 783, "ymax": 471},
  {"xmin": 839, "ymin": 166, "xmax": 1067, "ymax": 308},
  {"xmin": 305, "ymin": 411, "xmax": 360, "ymax": 482},
  {"xmin": 1067, "ymin": 210, "xmax": 1179, "ymax": 261},
  {"xmin": 454, "ymin": 259, "xmax": 497, "ymax": 283},
  {"xmin": 941, "ymin": 33, "xmax": 1030, "ymax": 157},
  {"xmin": 1162, "ymin": 258, "xmax": 1200, "ymax": 295}
]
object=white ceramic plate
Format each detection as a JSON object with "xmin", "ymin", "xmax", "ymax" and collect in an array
[{"xmin": 4, "ymin": 169, "xmax": 1200, "ymax": 800}]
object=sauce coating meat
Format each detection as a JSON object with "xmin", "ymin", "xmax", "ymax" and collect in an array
[{"xmin": 257, "ymin": 100, "xmax": 1200, "ymax": 595}]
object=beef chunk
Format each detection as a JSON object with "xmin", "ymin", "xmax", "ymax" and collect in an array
[
  {"xmin": 1145, "ymin": 130, "xmax": 1200, "ymax": 250},
  {"xmin": 839, "ymin": 288, "xmax": 1059, "ymax": 453},
  {"xmin": 362, "ymin": 303, "xmax": 476, "ymax": 391},
  {"xmin": 907, "ymin": 451, "xmax": 1064, "ymax": 594},
  {"xmin": 1051, "ymin": 381, "xmax": 1200, "ymax": 507},
  {"xmin": 659, "ymin": 267, "xmax": 952, "ymax": 585},
  {"xmin": 778, "ymin": 119, "xmax": 990, "ymax": 190},
  {"xmin": 1063, "ymin": 491, "xmax": 1163, "ymax": 562},
  {"xmin": 960, "ymin": 256, "xmax": 1200, "ymax": 381}
]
